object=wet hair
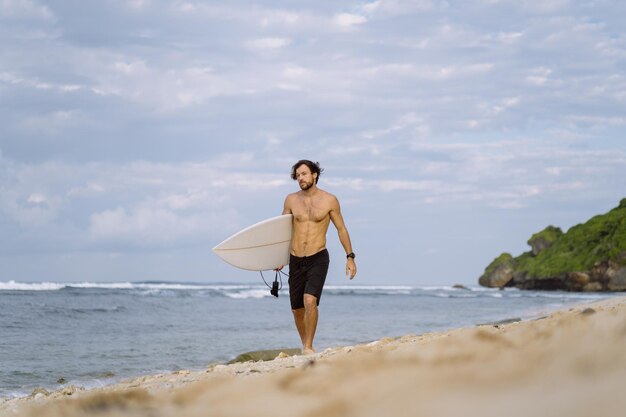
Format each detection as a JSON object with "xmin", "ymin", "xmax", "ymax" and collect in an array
[{"xmin": 291, "ymin": 160, "xmax": 323, "ymax": 184}]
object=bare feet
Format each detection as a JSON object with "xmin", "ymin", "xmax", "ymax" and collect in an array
[{"xmin": 302, "ymin": 347, "xmax": 316, "ymax": 355}]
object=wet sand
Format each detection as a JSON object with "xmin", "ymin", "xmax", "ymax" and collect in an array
[{"xmin": 2, "ymin": 296, "xmax": 625, "ymax": 417}]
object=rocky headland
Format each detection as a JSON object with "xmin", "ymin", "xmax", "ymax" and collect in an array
[{"xmin": 479, "ymin": 198, "xmax": 626, "ymax": 291}]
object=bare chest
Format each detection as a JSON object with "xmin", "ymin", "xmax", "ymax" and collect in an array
[{"xmin": 291, "ymin": 198, "xmax": 330, "ymax": 223}]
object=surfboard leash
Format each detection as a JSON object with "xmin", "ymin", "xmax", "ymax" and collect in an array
[{"xmin": 260, "ymin": 269, "xmax": 289, "ymax": 298}]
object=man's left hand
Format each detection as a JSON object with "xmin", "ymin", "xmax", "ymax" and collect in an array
[{"xmin": 346, "ymin": 259, "xmax": 357, "ymax": 280}]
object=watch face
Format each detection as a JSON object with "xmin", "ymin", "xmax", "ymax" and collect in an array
[{"xmin": 347, "ymin": 252, "xmax": 355, "ymax": 259}]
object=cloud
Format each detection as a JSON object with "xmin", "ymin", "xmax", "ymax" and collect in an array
[
  {"xmin": 478, "ymin": 0, "xmax": 569, "ymax": 14},
  {"xmin": 0, "ymin": 72, "xmax": 83, "ymax": 93},
  {"xmin": 526, "ymin": 67, "xmax": 552, "ymax": 86},
  {"xmin": 565, "ymin": 115, "xmax": 626, "ymax": 129},
  {"xmin": 0, "ymin": 0, "xmax": 54, "ymax": 20},
  {"xmin": 359, "ymin": 0, "xmax": 440, "ymax": 18},
  {"xmin": 245, "ymin": 37, "xmax": 292, "ymax": 51},
  {"xmin": 259, "ymin": 10, "xmax": 300, "ymax": 27},
  {"xmin": 520, "ymin": 0, "xmax": 570, "ymax": 14},
  {"xmin": 326, "ymin": 132, "xmax": 626, "ymax": 210},
  {"xmin": 360, "ymin": 112, "xmax": 429, "ymax": 140},
  {"xmin": 18, "ymin": 110, "xmax": 85, "ymax": 135},
  {"xmin": 67, "ymin": 182, "xmax": 106, "ymax": 197},
  {"xmin": 127, "ymin": 0, "xmax": 151, "ymax": 10},
  {"xmin": 88, "ymin": 205, "xmax": 226, "ymax": 247},
  {"xmin": 112, "ymin": 60, "xmax": 149, "ymax": 75},
  {"xmin": 484, "ymin": 96, "xmax": 522, "ymax": 115},
  {"xmin": 333, "ymin": 13, "xmax": 368, "ymax": 30},
  {"xmin": 0, "ymin": 188, "xmax": 62, "ymax": 226},
  {"xmin": 168, "ymin": 2, "xmax": 318, "ymax": 32},
  {"xmin": 2, "ymin": 152, "xmax": 288, "ymax": 203},
  {"xmin": 91, "ymin": 61, "xmax": 237, "ymax": 110},
  {"xmin": 1, "ymin": 0, "xmax": 625, "ymax": 283}
]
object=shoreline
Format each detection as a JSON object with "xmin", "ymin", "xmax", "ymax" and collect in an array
[
  {"xmin": 2, "ymin": 295, "xmax": 625, "ymax": 417},
  {"xmin": 0, "ymin": 293, "xmax": 592, "ymax": 402}
]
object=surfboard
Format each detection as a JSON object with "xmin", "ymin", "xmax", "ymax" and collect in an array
[{"xmin": 212, "ymin": 214, "xmax": 293, "ymax": 271}]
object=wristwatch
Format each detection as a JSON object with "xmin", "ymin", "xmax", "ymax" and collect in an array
[{"xmin": 346, "ymin": 252, "xmax": 356, "ymax": 259}]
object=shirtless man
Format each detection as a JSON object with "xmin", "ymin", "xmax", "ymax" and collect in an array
[{"xmin": 281, "ymin": 160, "xmax": 357, "ymax": 355}]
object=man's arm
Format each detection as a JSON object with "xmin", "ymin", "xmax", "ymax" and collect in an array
[
  {"xmin": 275, "ymin": 196, "xmax": 292, "ymax": 271},
  {"xmin": 329, "ymin": 196, "xmax": 357, "ymax": 280},
  {"xmin": 282, "ymin": 195, "xmax": 292, "ymax": 215}
]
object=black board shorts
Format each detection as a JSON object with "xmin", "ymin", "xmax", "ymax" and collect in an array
[{"xmin": 288, "ymin": 249, "xmax": 330, "ymax": 310}]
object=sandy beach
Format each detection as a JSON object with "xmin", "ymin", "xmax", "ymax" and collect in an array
[{"xmin": 2, "ymin": 295, "xmax": 625, "ymax": 417}]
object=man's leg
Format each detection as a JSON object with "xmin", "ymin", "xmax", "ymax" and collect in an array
[
  {"xmin": 302, "ymin": 293, "xmax": 318, "ymax": 354},
  {"xmin": 291, "ymin": 295, "xmax": 319, "ymax": 354},
  {"xmin": 292, "ymin": 308, "xmax": 306, "ymax": 347}
]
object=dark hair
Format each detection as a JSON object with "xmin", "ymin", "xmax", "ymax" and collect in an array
[{"xmin": 291, "ymin": 160, "xmax": 323, "ymax": 184}]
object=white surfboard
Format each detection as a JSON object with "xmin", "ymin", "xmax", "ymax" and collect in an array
[{"xmin": 212, "ymin": 214, "xmax": 293, "ymax": 271}]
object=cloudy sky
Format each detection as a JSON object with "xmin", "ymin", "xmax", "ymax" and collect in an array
[{"xmin": 1, "ymin": 0, "xmax": 625, "ymax": 286}]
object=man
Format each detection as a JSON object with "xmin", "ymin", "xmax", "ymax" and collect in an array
[{"xmin": 281, "ymin": 160, "xmax": 357, "ymax": 355}]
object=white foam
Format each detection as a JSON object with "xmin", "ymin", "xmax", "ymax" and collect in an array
[
  {"xmin": 464, "ymin": 286, "xmax": 503, "ymax": 292},
  {"xmin": 0, "ymin": 281, "xmax": 65, "ymax": 291},
  {"xmin": 224, "ymin": 289, "xmax": 274, "ymax": 299},
  {"xmin": 68, "ymin": 282, "xmax": 136, "ymax": 289},
  {"xmin": 0, "ymin": 389, "xmax": 31, "ymax": 400},
  {"xmin": 0, "ymin": 281, "xmax": 264, "ymax": 292},
  {"xmin": 325, "ymin": 285, "xmax": 414, "ymax": 295},
  {"xmin": 420, "ymin": 286, "xmax": 493, "ymax": 292},
  {"xmin": 420, "ymin": 286, "xmax": 456, "ymax": 291},
  {"xmin": 0, "ymin": 282, "xmax": 422, "ymax": 295},
  {"xmin": 326, "ymin": 285, "xmax": 413, "ymax": 291},
  {"xmin": 486, "ymin": 292, "xmax": 504, "ymax": 298}
]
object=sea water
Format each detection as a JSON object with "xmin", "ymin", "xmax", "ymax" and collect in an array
[{"xmin": 0, "ymin": 281, "xmax": 616, "ymax": 399}]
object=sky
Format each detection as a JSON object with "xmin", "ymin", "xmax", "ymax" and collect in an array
[{"xmin": 1, "ymin": 0, "xmax": 625, "ymax": 286}]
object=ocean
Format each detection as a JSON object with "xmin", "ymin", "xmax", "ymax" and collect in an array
[{"xmin": 0, "ymin": 281, "xmax": 616, "ymax": 399}]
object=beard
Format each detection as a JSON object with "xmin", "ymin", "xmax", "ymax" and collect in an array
[{"xmin": 299, "ymin": 179, "xmax": 314, "ymax": 190}]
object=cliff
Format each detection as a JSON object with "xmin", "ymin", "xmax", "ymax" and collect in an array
[{"xmin": 479, "ymin": 198, "xmax": 626, "ymax": 291}]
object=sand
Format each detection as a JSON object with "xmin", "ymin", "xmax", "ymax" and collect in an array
[{"xmin": 2, "ymin": 296, "xmax": 625, "ymax": 417}]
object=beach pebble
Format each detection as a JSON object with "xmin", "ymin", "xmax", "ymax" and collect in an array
[
  {"xmin": 581, "ymin": 308, "xmax": 596, "ymax": 315},
  {"xmin": 276, "ymin": 352, "xmax": 290, "ymax": 359},
  {"xmin": 30, "ymin": 387, "xmax": 50, "ymax": 398},
  {"xmin": 206, "ymin": 363, "xmax": 221, "ymax": 372},
  {"xmin": 174, "ymin": 370, "xmax": 191, "ymax": 376},
  {"xmin": 60, "ymin": 385, "xmax": 81, "ymax": 396}
]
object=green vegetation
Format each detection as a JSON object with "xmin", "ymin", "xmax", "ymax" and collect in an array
[
  {"xmin": 227, "ymin": 348, "xmax": 301, "ymax": 364},
  {"xmin": 483, "ymin": 253, "xmax": 515, "ymax": 276},
  {"xmin": 515, "ymin": 199, "xmax": 626, "ymax": 278},
  {"xmin": 527, "ymin": 225, "xmax": 563, "ymax": 247}
]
